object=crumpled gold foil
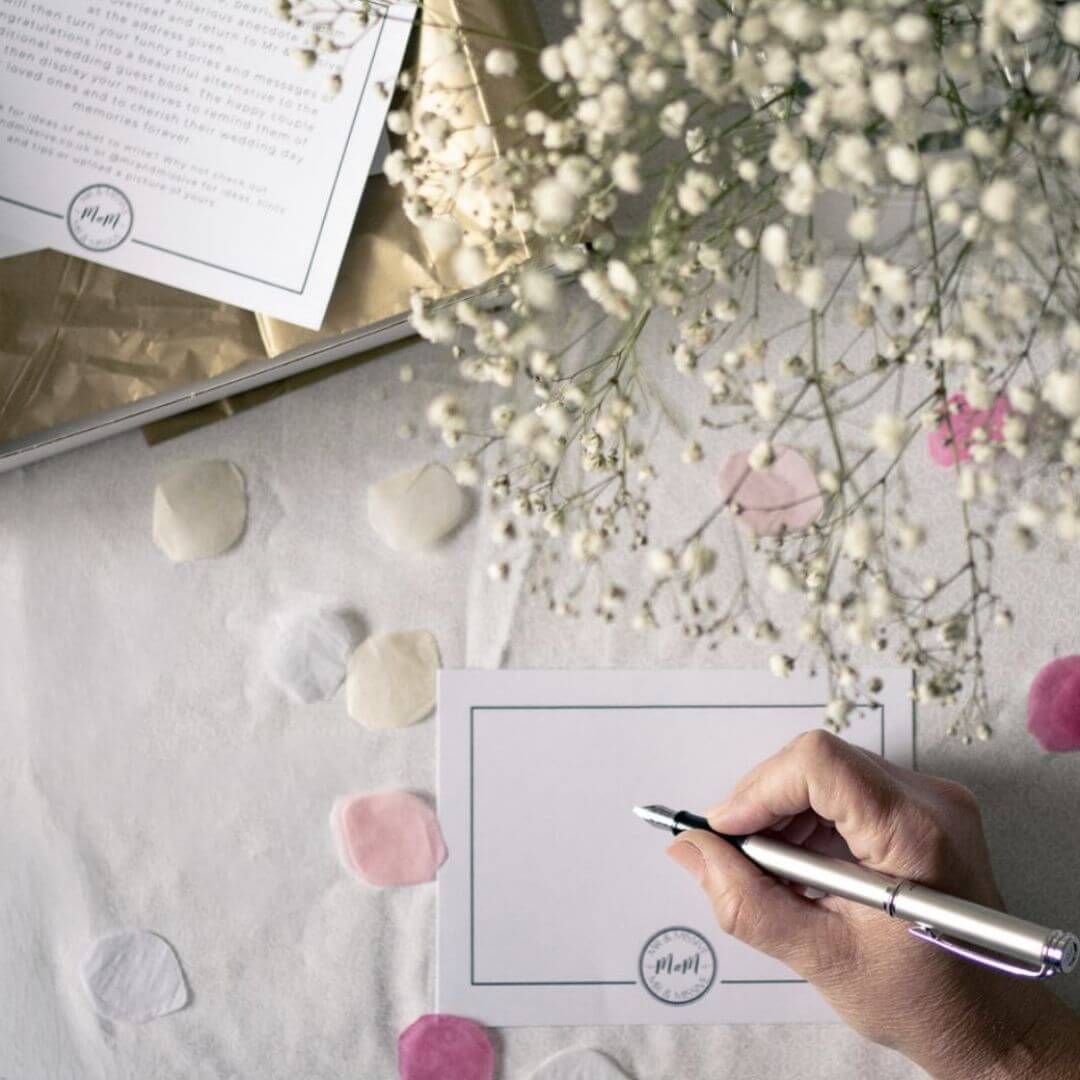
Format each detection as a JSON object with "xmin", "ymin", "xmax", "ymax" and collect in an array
[
  {"xmin": 0, "ymin": 0, "xmax": 546, "ymax": 452},
  {"xmin": 0, "ymin": 251, "xmax": 264, "ymax": 443}
]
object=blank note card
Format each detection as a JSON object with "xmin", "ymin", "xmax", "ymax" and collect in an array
[{"xmin": 437, "ymin": 668, "xmax": 913, "ymax": 1026}]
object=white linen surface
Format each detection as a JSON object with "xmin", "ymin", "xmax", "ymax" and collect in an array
[{"xmin": 3, "ymin": 300, "xmax": 1080, "ymax": 1080}]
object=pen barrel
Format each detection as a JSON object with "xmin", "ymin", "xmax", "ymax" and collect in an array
[
  {"xmin": 738, "ymin": 835, "xmax": 1077, "ymax": 975},
  {"xmin": 738, "ymin": 835, "xmax": 898, "ymax": 908},
  {"xmin": 890, "ymin": 883, "xmax": 1076, "ymax": 972}
]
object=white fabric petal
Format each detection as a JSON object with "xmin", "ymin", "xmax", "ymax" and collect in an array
[
  {"xmin": 367, "ymin": 463, "xmax": 466, "ymax": 551},
  {"xmin": 346, "ymin": 630, "xmax": 440, "ymax": 730},
  {"xmin": 530, "ymin": 1048, "xmax": 633, "ymax": 1080},
  {"xmin": 152, "ymin": 460, "xmax": 246, "ymax": 562},
  {"xmin": 80, "ymin": 930, "xmax": 188, "ymax": 1024},
  {"xmin": 263, "ymin": 608, "xmax": 356, "ymax": 703}
]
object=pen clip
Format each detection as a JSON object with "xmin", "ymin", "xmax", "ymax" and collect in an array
[{"xmin": 908, "ymin": 926, "xmax": 1056, "ymax": 979}]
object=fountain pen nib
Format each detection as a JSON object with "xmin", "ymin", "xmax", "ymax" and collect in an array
[{"xmin": 633, "ymin": 804, "xmax": 677, "ymax": 831}]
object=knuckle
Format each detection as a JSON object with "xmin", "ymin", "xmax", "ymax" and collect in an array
[
  {"xmin": 884, "ymin": 801, "xmax": 951, "ymax": 875},
  {"xmin": 937, "ymin": 779, "xmax": 982, "ymax": 819},
  {"xmin": 794, "ymin": 727, "xmax": 845, "ymax": 764}
]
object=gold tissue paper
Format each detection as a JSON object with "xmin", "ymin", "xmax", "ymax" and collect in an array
[{"xmin": 0, "ymin": 0, "xmax": 546, "ymax": 459}]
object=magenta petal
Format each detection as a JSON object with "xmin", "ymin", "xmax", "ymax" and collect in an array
[
  {"xmin": 399, "ymin": 1015, "xmax": 495, "ymax": 1080},
  {"xmin": 927, "ymin": 393, "xmax": 1010, "ymax": 467},
  {"xmin": 718, "ymin": 446, "xmax": 823, "ymax": 536},
  {"xmin": 1028, "ymin": 657, "xmax": 1080, "ymax": 752}
]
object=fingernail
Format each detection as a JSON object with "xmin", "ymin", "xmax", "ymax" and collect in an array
[{"xmin": 666, "ymin": 839, "xmax": 706, "ymax": 883}]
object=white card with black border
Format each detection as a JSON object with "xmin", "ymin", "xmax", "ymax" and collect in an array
[{"xmin": 436, "ymin": 668, "xmax": 914, "ymax": 1026}]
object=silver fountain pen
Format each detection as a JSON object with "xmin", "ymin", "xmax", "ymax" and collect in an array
[{"xmin": 634, "ymin": 804, "xmax": 1079, "ymax": 979}]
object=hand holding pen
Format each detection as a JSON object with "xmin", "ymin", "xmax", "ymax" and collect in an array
[{"xmin": 652, "ymin": 731, "xmax": 1080, "ymax": 1080}]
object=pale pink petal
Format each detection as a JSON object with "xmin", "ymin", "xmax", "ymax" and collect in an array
[
  {"xmin": 331, "ymin": 791, "xmax": 447, "ymax": 887},
  {"xmin": 718, "ymin": 446, "xmax": 823, "ymax": 536}
]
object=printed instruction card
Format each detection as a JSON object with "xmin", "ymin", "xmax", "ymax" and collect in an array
[
  {"xmin": 437, "ymin": 668, "xmax": 914, "ymax": 1026},
  {"xmin": 0, "ymin": 0, "xmax": 413, "ymax": 327}
]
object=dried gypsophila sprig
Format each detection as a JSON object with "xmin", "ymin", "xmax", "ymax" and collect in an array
[{"xmin": 281, "ymin": 0, "xmax": 1080, "ymax": 741}]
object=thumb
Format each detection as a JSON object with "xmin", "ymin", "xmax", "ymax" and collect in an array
[{"xmin": 668, "ymin": 831, "xmax": 849, "ymax": 982}]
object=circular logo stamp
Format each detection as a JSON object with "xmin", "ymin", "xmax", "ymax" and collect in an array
[
  {"xmin": 67, "ymin": 184, "xmax": 133, "ymax": 252},
  {"xmin": 639, "ymin": 926, "xmax": 717, "ymax": 1005}
]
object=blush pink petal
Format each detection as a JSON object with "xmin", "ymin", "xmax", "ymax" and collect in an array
[
  {"xmin": 927, "ymin": 393, "xmax": 1010, "ymax": 467},
  {"xmin": 718, "ymin": 446, "xmax": 823, "ymax": 536},
  {"xmin": 398, "ymin": 1014, "xmax": 495, "ymax": 1080},
  {"xmin": 332, "ymin": 791, "xmax": 447, "ymax": 887},
  {"xmin": 1027, "ymin": 656, "xmax": 1080, "ymax": 752}
]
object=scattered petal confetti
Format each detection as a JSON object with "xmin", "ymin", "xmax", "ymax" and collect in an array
[
  {"xmin": 332, "ymin": 790, "xmax": 447, "ymax": 886},
  {"xmin": 718, "ymin": 446, "xmax": 823, "ymax": 535},
  {"xmin": 263, "ymin": 607, "xmax": 356, "ymax": 704},
  {"xmin": 398, "ymin": 1014, "xmax": 494, "ymax": 1080},
  {"xmin": 367, "ymin": 463, "xmax": 467, "ymax": 551},
  {"xmin": 530, "ymin": 1048, "xmax": 634, "ymax": 1080},
  {"xmin": 1028, "ymin": 656, "xmax": 1080, "ymax": 752},
  {"xmin": 346, "ymin": 630, "xmax": 439, "ymax": 730},
  {"xmin": 80, "ymin": 930, "xmax": 188, "ymax": 1024},
  {"xmin": 926, "ymin": 393, "xmax": 1009, "ymax": 467},
  {"xmin": 152, "ymin": 460, "xmax": 246, "ymax": 562}
]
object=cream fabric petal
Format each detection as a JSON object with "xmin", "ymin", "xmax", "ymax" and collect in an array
[
  {"xmin": 346, "ymin": 630, "xmax": 440, "ymax": 730},
  {"xmin": 152, "ymin": 460, "xmax": 246, "ymax": 562},
  {"xmin": 263, "ymin": 608, "xmax": 355, "ymax": 704},
  {"xmin": 80, "ymin": 930, "xmax": 188, "ymax": 1024},
  {"xmin": 530, "ymin": 1048, "xmax": 633, "ymax": 1080},
  {"xmin": 366, "ymin": 463, "xmax": 466, "ymax": 551}
]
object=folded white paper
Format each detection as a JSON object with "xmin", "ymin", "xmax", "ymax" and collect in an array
[
  {"xmin": 0, "ymin": 0, "xmax": 413, "ymax": 328},
  {"xmin": 437, "ymin": 668, "xmax": 914, "ymax": 1026}
]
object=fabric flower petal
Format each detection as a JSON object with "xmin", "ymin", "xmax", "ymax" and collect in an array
[
  {"xmin": 718, "ymin": 445, "xmax": 822, "ymax": 535},
  {"xmin": 398, "ymin": 1014, "xmax": 494, "ymax": 1080},
  {"xmin": 1028, "ymin": 656, "xmax": 1080, "ymax": 752},
  {"xmin": 332, "ymin": 790, "xmax": 447, "ymax": 886},
  {"xmin": 80, "ymin": 930, "xmax": 188, "ymax": 1024}
]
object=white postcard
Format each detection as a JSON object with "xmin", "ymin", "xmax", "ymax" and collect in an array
[
  {"xmin": 437, "ymin": 668, "xmax": 914, "ymax": 1026},
  {"xmin": 0, "ymin": 0, "xmax": 413, "ymax": 328}
]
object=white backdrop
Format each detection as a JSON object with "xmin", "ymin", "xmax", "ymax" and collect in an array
[{"xmin": 4, "ymin": 5, "xmax": 1080, "ymax": 1067}]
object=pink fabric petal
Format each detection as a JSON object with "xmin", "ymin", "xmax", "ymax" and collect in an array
[
  {"xmin": 399, "ymin": 1014, "xmax": 495, "ymax": 1080},
  {"xmin": 927, "ymin": 393, "xmax": 1010, "ymax": 467},
  {"xmin": 1027, "ymin": 656, "xmax": 1080, "ymax": 752},
  {"xmin": 331, "ymin": 791, "xmax": 447, "ymax": 886},
  {"xmin": 718, "ymin": 445, "xmax": 823, "ymax": 536}
]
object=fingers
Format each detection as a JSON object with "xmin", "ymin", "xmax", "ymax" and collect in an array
[
  {"xmin": 668, "ymin": 830, "xmax": 850, "ymax": 981},
  {"xmin": 705, "ymin": 730, "xmax": 911, "ymax": 872}
]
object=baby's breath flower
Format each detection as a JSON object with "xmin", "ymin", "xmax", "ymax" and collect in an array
[
  {"xmin": 647, "ymin": 548, "xmax": 677, "ymax": 579},
  {"xmin": 1043, "ymin": 371, "xmax": 1080, "ymax": 419},
  {"xmin": 316, "ymin": 0, "xmax": 1080, "ymax": 745},
  {"xmin": 484, "ymin": 48, "xmax": 518, "ymax": 77},
  {"xmin": 748, "ymin": 441, "xmax": 775, "ymax": 470},
  {"xmin": 870, "ymin": 413, "xmax": 908, "ymax": 456}
]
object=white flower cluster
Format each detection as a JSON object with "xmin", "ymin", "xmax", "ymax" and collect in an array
[{"xmin": 289, "ymin": 0, "xmax": 1080, "ymax": 742}]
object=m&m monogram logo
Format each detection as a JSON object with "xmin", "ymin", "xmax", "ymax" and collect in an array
[
  {"xmin": 639, "ymin": 926, "xmax": 717, "ymax": 1005},
  {"xmin": 67, "ymin": 184, "xmax": 133, "ymax": 252}
]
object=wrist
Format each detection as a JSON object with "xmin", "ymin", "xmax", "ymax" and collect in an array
[
  {"xmin": 924, "ymin": 987, "xmax": 1080, "ymax": 1080},
  {"xmin": 989, "ymin": 998, "xmax": 1080, "ymax": 1080}
]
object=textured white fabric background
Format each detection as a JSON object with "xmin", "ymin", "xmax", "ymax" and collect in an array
[
  {"xmin": 3, "ymin": 294, "xmax": 1080, "ymax": 1080},
  {"xmin": 4, "ymin": 5, "xmax": 1080, "ymax": 1069}
]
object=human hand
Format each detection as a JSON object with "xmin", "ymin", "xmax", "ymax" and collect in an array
[{"xmin": 667, "ymin": 730, "xmax": 1080, "ymax": 1079}]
